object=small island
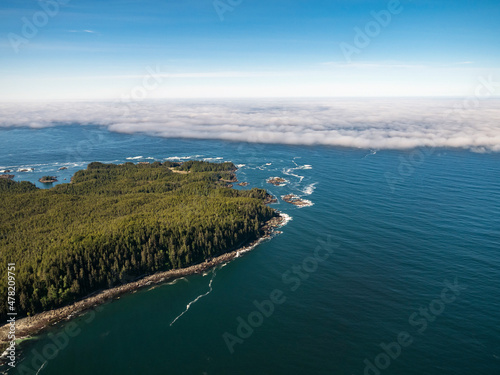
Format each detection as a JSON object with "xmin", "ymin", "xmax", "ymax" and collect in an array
[
  {"xmin": 267, "ymin": 177, "xmax": 287, "ymax": 186},
  {"xmin": 238, "ymin": 182, "xmax": 249, "ymax": 187},
  {"xmin": 0, "ymin": 174, "xmax": 14, "ymax": 180},
  {"xmin": 39, "ymin": 175, "xmax": 58, "ymax": 183},
  {"xmin": 58, "ymin": 166, "xmax": 68, "ymax": 170},
  {"xmin": 283, "ymin": 194, "xmax": 313, "ymax": 207}
]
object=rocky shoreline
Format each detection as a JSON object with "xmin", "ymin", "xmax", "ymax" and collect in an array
[
  {"xmin": 267, "ymin": 177, "xmax": 286, "ymax": 186},
  {"xmin": 282, "ymin": 194, "xmax": 313, "ymax": 207},
  {"xmin": 0, "ymin": 213, "xmax": 287, "ymax": 356}
]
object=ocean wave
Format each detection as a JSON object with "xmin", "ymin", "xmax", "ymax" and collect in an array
[
  {"xmin": 166, "ymin": 277, "xmax": 188, "ymax": 286},
  {"xmin": 362, "ymin": 150, "xmax": 378, "ymax": 159},
  {"xmin": 126, "ymin": 156, "xmax": 143, "ymax": 160},
  {"xmin": 297, "ymin": 199, "xmax": 314, "ymax": 208},
  {"xmin": 283, "ymin": 168, "xmax": 304, "ymax": 183},
  {"xmin": 165, "ymin": 155, "xmax": 204, "ymax": 161},
  {"xmin": 256, "ymin": 163, "xmax": 272, "ymax": 170},
  {"xmin": 278, "ymin": 212, "xmax": 293, "ymax": 226},
  {"xmin": 302, "ymin": 183, "xmax": 317, "ymax": 196},
  {"xmin": 35, "ymin": 360, "xmax": 47, "ymax": 375},
  {"xmin": 203, "ymin": 157, "xmax": 224, "ymax": 161},
  {"xmin": 170, "ymin": 269, "xmax": 217, "ymax": 326}
]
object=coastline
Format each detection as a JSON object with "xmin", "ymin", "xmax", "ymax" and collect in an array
[{"xmin": 0, "ymin": 213, "xmax": 289, "ymax": 355}]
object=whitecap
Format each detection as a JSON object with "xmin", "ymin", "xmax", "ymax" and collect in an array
[
  {"xmin": 165, "ymin": 155, "xmax": 204, "ymax": 161},
  {"xmin": 278, "ymin": 212, "xmax": 293, "ymax": 226},
  {"xmin": 203, "ymin": 157, "xmax": 224, "ymax": 161},
  {"xmin": 298, "ymin": 199, "xmax": 314, "ymax": 208},
  {"xmin": 302, "ymin": 183, "xmax": 318, "ymax": 196},
  {"xmin": 166, "ymin": 277, "xmax": 188, "ymax": 286},
  {"xmin": 170, "ymin": 269, "xmax": 217, "ymax": 326},
  {"xmin": 36, "ymin": 361, "xmax": 48, "ymax": 375},
  {"xmin": 282, "ymin": 168, "xmax": 304, "ymax": 183}
]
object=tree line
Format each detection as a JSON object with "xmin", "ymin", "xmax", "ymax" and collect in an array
[{"xmin": 0, "ymin": 161, "xmax": 276, "ymax": 320}]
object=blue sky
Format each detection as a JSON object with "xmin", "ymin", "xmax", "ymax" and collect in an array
[{"xmin": 1, "ymin": 0, "xmax": 499, "ymax": 100}]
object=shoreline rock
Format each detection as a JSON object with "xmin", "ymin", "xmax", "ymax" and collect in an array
[
  {"xmin": 282, "ymin": 194, "xmax": 313, "ymax": 207},
  {"xmin": 267, "ymin": 177, "xmax": 286, "ymax": 186},
  {"xmin": 39, "ymin": 176, "xmax": 58, "ymax": 183}
]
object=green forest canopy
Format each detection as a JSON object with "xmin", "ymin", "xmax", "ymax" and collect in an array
[{"xmin": 0, "ymin": 161, "xmax": 276, "ymax": 319}]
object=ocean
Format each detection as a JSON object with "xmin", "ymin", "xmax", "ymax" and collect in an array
[{"xmin": 1, "ymin": 124, "xmax": 499, "ymax": 375}]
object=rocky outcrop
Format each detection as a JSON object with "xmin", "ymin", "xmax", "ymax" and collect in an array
[{"xmin": 267, "ymin": 177, "xmax": 286, "ymax": 186}]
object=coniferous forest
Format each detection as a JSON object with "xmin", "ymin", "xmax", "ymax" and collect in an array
[{"xmin": 0, "ymin": 161, "xmax": 276, "ymax": 320}]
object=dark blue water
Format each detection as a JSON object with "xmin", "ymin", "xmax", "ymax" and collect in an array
[{"xmin": 1, "ymin": 125, "xmax": 499, "ymax": 375}]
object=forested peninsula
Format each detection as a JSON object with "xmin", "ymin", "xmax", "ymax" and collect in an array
[{"xmin": 0, "ymin": 161, "xmax": 280, "ymax": 325}]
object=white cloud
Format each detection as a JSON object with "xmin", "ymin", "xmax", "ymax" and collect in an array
[
  {"xmin": 0, "ymin": 99, "xmax": 499, "ymax": 151},
  {"xmin": 68, "ymin": 29, "xmax": 97, "ymax": 33},
  {"xmin": 49, "ymin": 71, "xmax": 291, "ymax": 80},
  {"xmin": 320, "ymin": 61, "xmax": 427, "ymax": 69}
]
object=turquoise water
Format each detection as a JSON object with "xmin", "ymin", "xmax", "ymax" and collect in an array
[{"xmin": 1, "ymin": 125, "xmax": 499, "ymax": 375}]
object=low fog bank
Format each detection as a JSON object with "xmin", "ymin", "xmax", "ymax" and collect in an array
[{"xmin": 1, "ymin": 99, "xmax": 499, "ymax": 152}]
